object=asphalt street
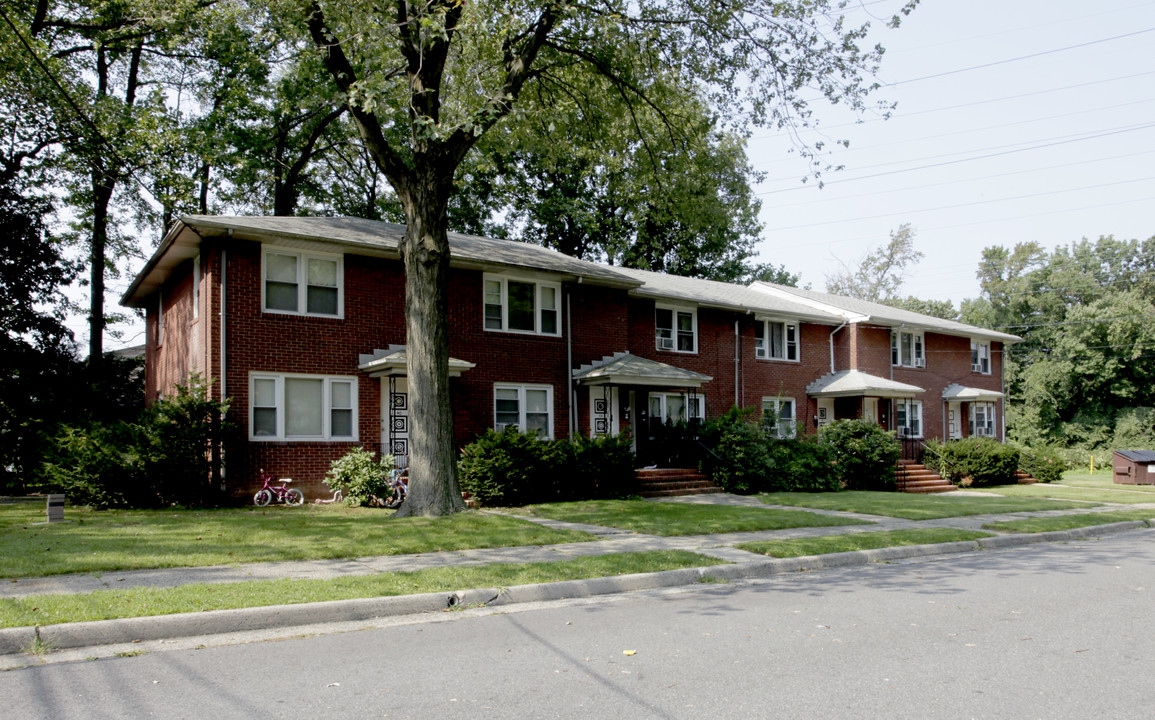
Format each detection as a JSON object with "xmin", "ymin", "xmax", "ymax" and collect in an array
[{"xmin": 2, "ymin": 530, "xmax": 1152, "ymax": 719}]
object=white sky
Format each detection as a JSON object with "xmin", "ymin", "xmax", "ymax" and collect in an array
[
  {"xmin": 96, "ymin": 0, "xmax": 1155, "ymax": 353},
  {"xmin": 748, "ymin": 0, "xmax": 1155, "ymax": 305}
]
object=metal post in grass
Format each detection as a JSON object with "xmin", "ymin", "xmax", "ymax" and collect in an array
[{"xmin": 46, "ymin": 494, "xmax": 65, "ymax": 523}]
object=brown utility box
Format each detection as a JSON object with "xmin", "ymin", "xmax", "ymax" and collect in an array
[{"xmin": 1113, "ymin": 450, "xmax": 1155, "ymax": 485}]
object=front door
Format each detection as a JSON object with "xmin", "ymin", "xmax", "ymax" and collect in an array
[
  {"xmin": 948, "ymin": 401, "xmax": 961, "ymax": 439},
  {"xmin": 380, "ymin": 377, "xmax": 409, "ymax": 458}
]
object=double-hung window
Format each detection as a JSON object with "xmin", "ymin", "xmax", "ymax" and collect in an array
[
  {"xmin": 761, "ymin": 397, "xmax": 797, "ymax": 438},
  {"xmin": 971, "ymin": 341, "xmax": 991, "ymax": 374},
  {"xmin": 971, "ymin": 402, "xmax": 996, "ymax": 437},
  {"xmin": 895, "ymin": 399, "xmax": 923, "ymax": 438},
  {"xmin": 649, "ymin": 393, "xmax": 704, "ymax": 424},
  {"xmin": 263, "ymin": 248, "xmax": 343, "ymax": 317},
  {"xmin": 250, "ymin": 373, "xmax": 357, "ymax": 441},
  {"xmin": 483, "ymin": 275, "xmax": 560, "ymax": 335},
  {"xmin": 655, "ymin": 305, "xmax": 696, "ymax": 353},
  {"xmin": 755, "ymin": 320, "xmax": 798, "ymax": 361},
  {"xmin": 494, "ymin": 384, "xmax": 553, "ymax": 437},
  {"xmin": 891, "ymin": 330, "xmax": 925, "ymax": 368}
]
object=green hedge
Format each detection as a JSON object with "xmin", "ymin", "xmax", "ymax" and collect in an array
[
  {"xmin": 457, "ymin": 429, "xmax": 636, "ymax": 507},
  {"xmin": 697, "ymin": 408, "xmax": 841, "ymax": 493},
  {"xmin": 1018, "ymin": 446, "xmax": 1067, "ymax": 484},
  {"xmin": 818, "ymin": 419, "xmax": 900, "ymax": 491},
  {"xmin": 922, "ymin": 436, "xmax": 1020, "ymax": 486}
]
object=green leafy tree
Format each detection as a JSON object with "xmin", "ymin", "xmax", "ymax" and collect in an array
[
  {"xmin": 826, "ymin": 223, "xmax": 922, "ymax": 301},
  {"xmin": 280, "ymin": 0, "xmax": 917, "ymax": 516}
]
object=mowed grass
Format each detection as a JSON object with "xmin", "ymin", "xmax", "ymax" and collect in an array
[
  {"xmin": 982, "ymin": 509, "xmax": 1155, "ymax": 534},
  {"xmin": 1058, "ymin": 469, "xmax": 1155, "ymax": 493},
  {"xmin": 0, "ymin": 503, "xmax": 593, "ymax": 578},
  {"xmin": 977, "ymin": 482, "xmax": 1155, "ymax": 504},
  {"xmin": 0, "ymin": 550, "xmax": 724, "ymax": 628},
  {"xmin": 736, "ymin": 528, "xmax": 995, "ymax": 558},
  {"xmin": 512, "ymin": 499, "xmax": 871, "ymax": 536},
  {"xmin": 758, "ymin": 491, "xmax": 1094, "ymax": 520}
]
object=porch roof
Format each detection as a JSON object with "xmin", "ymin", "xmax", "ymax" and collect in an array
[
  {"xmin": 358, "ymin": 346, "xmax": 476, "ymax": 378},
  {"xmin": 572, "ymin": 353, "xmax": 712, "ymax": 388},
  {"xmin": 941, "ymin": 383, "xmax": 1005, "ymax": 402},
  {"xmin": 807, "ymin": 370, "xmax": 924, "ymax": 398}
]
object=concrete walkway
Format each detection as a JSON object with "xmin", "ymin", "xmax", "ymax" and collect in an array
[{"xmin": 2, "ymin": 493, "xmax": 1154, "ymax": 660}]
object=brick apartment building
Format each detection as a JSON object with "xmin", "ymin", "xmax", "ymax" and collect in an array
[{"xmin": 122, "ymin": 216, "xmax": 1020, "ymax": 500}]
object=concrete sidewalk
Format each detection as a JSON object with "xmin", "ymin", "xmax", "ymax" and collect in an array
[{"xmin": 2, "ymin": 494, "xmax": 1154, "ymax": 661}]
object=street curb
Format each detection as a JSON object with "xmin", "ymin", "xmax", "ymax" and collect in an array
[{"xmin": 1, "ymin": 520, "xmax": 1151, "ymax": 656}]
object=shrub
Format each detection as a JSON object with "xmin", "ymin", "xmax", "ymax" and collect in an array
[
  {"xmin": 698, "ymin": 408, "xmax": 839, "ymax": 494},
  {"xmin": 819, "ymin": 419, "xmax": 900, "ymax": 491},
  {"xmin": 325, "ymin": 447, "xmax": 395, "ymax": 506},
  {"xmin": 37, "ymin": 375, "xmax": 230, "ymax": 508},
  {"xmin": 934, "ymin": 437, "xmax": 1020, "ymax": 486},
  {"xmin": 561, "ymin": 433, "xmax": 638, "ymax": 500},
  {"xmin": 1018, "ymin": 446, "xmax": 1067, "ymax": 484},
  {"xmin": 764, "ymin": 436, "xmax": 840, "ymax": 492}
]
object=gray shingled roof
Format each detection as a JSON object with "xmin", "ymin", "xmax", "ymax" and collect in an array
[
  {"xmin": 941, "ymin": 383, "xmax": 1005, "ymax": 401},
  {"xmin": 609, "ymin": 266, "xmax": 842, "ymax": 324},
  {"xmin": 807, "ymin": 370, "xmax": 924, "ymax": 398},
  {"xmin": 572, "ymin": 353, "xmax": 712, "ymax": 387},
  {"xmin": 751, "ymin": 281, "xmax": 1021, "ymax": 343}
]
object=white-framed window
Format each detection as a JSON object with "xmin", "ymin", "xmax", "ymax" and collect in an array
[
  {"xmin": 192, "ymin": 254, "xmax": 200, "ymax": 320},
  {"xmin": 761, "ymin": 396, "xmax": 797, "ymax": 438},
  {"xmin": 262, "ymin": 247, "xmax": 343, "ymax": 317},
  {"xmin": 655, "ymin": 305, "xmax": 696, "ymax": 353},
  {"xmin": 494, "ymin": 384, "xmax": 553, "ymax": 437},
  {"xmin": 971, "ymin": 341, "xmax": 991, "ymax": 374},
  {"xmin": 895, "ymin": 399, "xmax": 923, "ymax": 438},
  {"xmin": 971, "ymin": 402, "xmax": 996, "ymax": 437},
  {"xmin": 249, "ymin": 373, "xmax": 357, "ymax": 441},
  {"xmin": 755, "ymin": 320, "xmax": 798, "ymax": 361},
  {"xmin": 649, "ymin": 392, "xmax": 705, "ymax": 424},
  {"xmin": 891, "ymin": 330, "xmax": 925, "ymax": 368},
  {"xmin": 483, "ymin": 275, "xmax": 560, "ymax": 336}
]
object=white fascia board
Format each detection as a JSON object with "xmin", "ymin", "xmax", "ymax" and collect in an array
[{"xmin": 749, "ymin": 282, "xmax": 870, "ymax": 324}]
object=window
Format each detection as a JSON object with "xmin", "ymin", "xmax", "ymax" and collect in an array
[
  {"xmin": 655, "ymin": 305, "xmax": 696, "ymax": 353},
  {"xmin": 891, "ymin": 330, "xmax": 925, "ymax": 368},
  {"xmin": 755, "ymin": 320, "xmax": 798, "ymax": 361},
  {"xmin": 895, "ymin": 399, "xmax": 923, "ymax": 438},
  {"xmin": 249, "ymin": 373, "xmax": 357, "ymax": 441},
  {"xmin": 263, "ymin": 248, "xmax": 342, "ymax": 317},
  {"xmin": 761, "ymin": 397, "xmax": 797, "ymax": 438},
  {"xmin": 971, "ymin": 341, "xmax": 991, "ymax": 374},
  {"xmin": 483, "ymin": 275, "xmax": 560, "ymax": 335},
  {"xmin": 494, "ymin": 384, "xmax": 553, "ymax": 437},
  {"xmin": 649, "ymin": 393, "xmax": 704, "ymax": 424},
  {"xmin": 971, "ymin": 402, "xmax": 996, "ymax": 437}
]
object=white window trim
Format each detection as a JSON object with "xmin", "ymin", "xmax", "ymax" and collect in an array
[
  {"xmin": 248, "ymin": 372, "xmax": 358, "ymax": 441},
  {"xmin": 156, "ymin": 290, "xmax": 164, "ymax": 347},
  {"xmin": 971, "ymin": 402, "xmax": 996, "ymax": 437},
  {"xmin": 655, "ymin": 304, "xmax": 697, "ymax": 354},
  {"xmin": 261, "ymin": 246, "xmax": 344, "ymax": 318},
  {"xmin": 891, "ymin": 330, "xmax": 925, "ymax": 369},
  {"xmin": 650, "ymin": 392, "xmax": 705, "ymax": 424},
  {"xmin": 494, "ymin": 383, "xmax": 555, "ymax": 438},
  {"xmin": 755, "ymin": 319, "xmax": 799, "ymax": 362},
  {"xmin": 761, "ymin": 396, "xmax": 797, "ymax": 438},
  {"xmin": 896, "ymin": 399, "xmax": 923, "ymax": 439},
  {"xmin": 192, "ymin": 254, "xmax": 200, "ymax": 320},
  {"xmin": 971, "ymin": 340, "xmax": 991, "ymax": 375},
  {"xmin": 482, "ymin": 274, "xmax": 562, "ymax": 336}
]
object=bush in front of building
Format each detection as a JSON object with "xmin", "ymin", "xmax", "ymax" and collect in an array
[
  {"xmin": 698, "ymin": 408, "xmax": 840, "ymax": 493},
  {"xmin": 925, "ymin": 436, "xmax": 1021, "ymax": 486},
  {"xmin": 818, "ymin": 419, "xmax": 901, "ymax": 491},
  {"xmin": 457, "ymin": 428, "xmax": 637, "ymax": 507},
  {"xmin": 1017, "ymin": 445, "xmax": 1067, "ymax": 484},
  {"xmin": 324, "ymin": 447, "xmax": 394, "ymax": 506}
]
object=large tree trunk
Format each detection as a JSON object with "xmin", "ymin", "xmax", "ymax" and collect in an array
[
  {"xmin": 393, "ymin": 175, "xmax": 464, "ymax": 517},
  {"xmin": 87, "ymin": 173, "xmax": 113, "ymax": 374}
]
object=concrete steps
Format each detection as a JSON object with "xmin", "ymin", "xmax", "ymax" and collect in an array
[
  {"xmin": 896, "ymin": 460, "xmax": 955, "ymax": 494},
  {"xmin": 636, "ymin": 468, "xmax": 723, "ymax": 498}
]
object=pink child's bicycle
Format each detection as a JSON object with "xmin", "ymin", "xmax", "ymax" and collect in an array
[{"xmin": 254, "ymin": 469, "xmax": 305, "ymax": 507}]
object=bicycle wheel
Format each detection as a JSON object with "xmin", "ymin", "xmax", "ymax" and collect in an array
[
  {"xmin": 285, "ymin": 488, "xmax": 304, "ymax": 507},
  {"xmin": 383, "ymin": 483, "xmax": 406, "ymax": 509},
  {"xmin": 254, "ymin": 489, "xmax": 272, "ymax": 507}
]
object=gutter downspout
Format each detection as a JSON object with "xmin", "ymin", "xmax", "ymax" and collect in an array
[
  {"xmin": 1000, "ymin": 344, "xmax": 1007, "ymax": 442},
  {"xmin": 829, "ymin": 322, "xmax": 847, "ymax": 374},
  {"xmin": 218, "ymin": 248, "xmax": 227, "ymax": 483},
  {"xmin": 734, "ymin": 320, "xmax": 740, "ymax": 408},
  {"xmin": 567, "ymin": 289, "xmax": 574, "ymax": 440}
]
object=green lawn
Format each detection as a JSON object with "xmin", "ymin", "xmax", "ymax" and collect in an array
[
  {"xmin": 1058, "ymin": 470, "xmax": 1155, "ymax": 493},
  {"xmin": 736, "ymin": 528, "xmax": 994, "ymax": 558},
  {"xmin": 512, "ymin": 499, "xmax": 872, "ymax": 536},
  {"xmin": 977, "ymin": 483, "xmax": 1155, "ymax": 504},
  {"xmin": 0, "ymin": 503, "xmax": 593, "ymax": 578},
  {"xmin": 0, "ymin": 550, "xmax": 725, "ymax": 628},
  {"xmin": 982, "ymin": 509, "xmax": 1155, "ymax": 534},
  {"xmin": 758, "ymin": 491, "xmax": 1094, "ymax": 520}
]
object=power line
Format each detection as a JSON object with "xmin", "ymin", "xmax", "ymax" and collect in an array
[{"xmin": 885, "ymin": 27, "xmax": 1155, "ymax": 86}]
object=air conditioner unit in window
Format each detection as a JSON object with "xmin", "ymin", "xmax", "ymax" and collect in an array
[
  {"xmin": 971, "ymin": 362, "xmax": 983, "ymax": 372},
  {"xmin": 913, "ymin": 358, "xmax": 925, "ymax": 368},
  {"xmin": 496, "ymin": 423, "xmax": 516, "ymax": 433},
  {"xmin": 658, "ymin": 337, "xmax": 674, "ymax": 351}
]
